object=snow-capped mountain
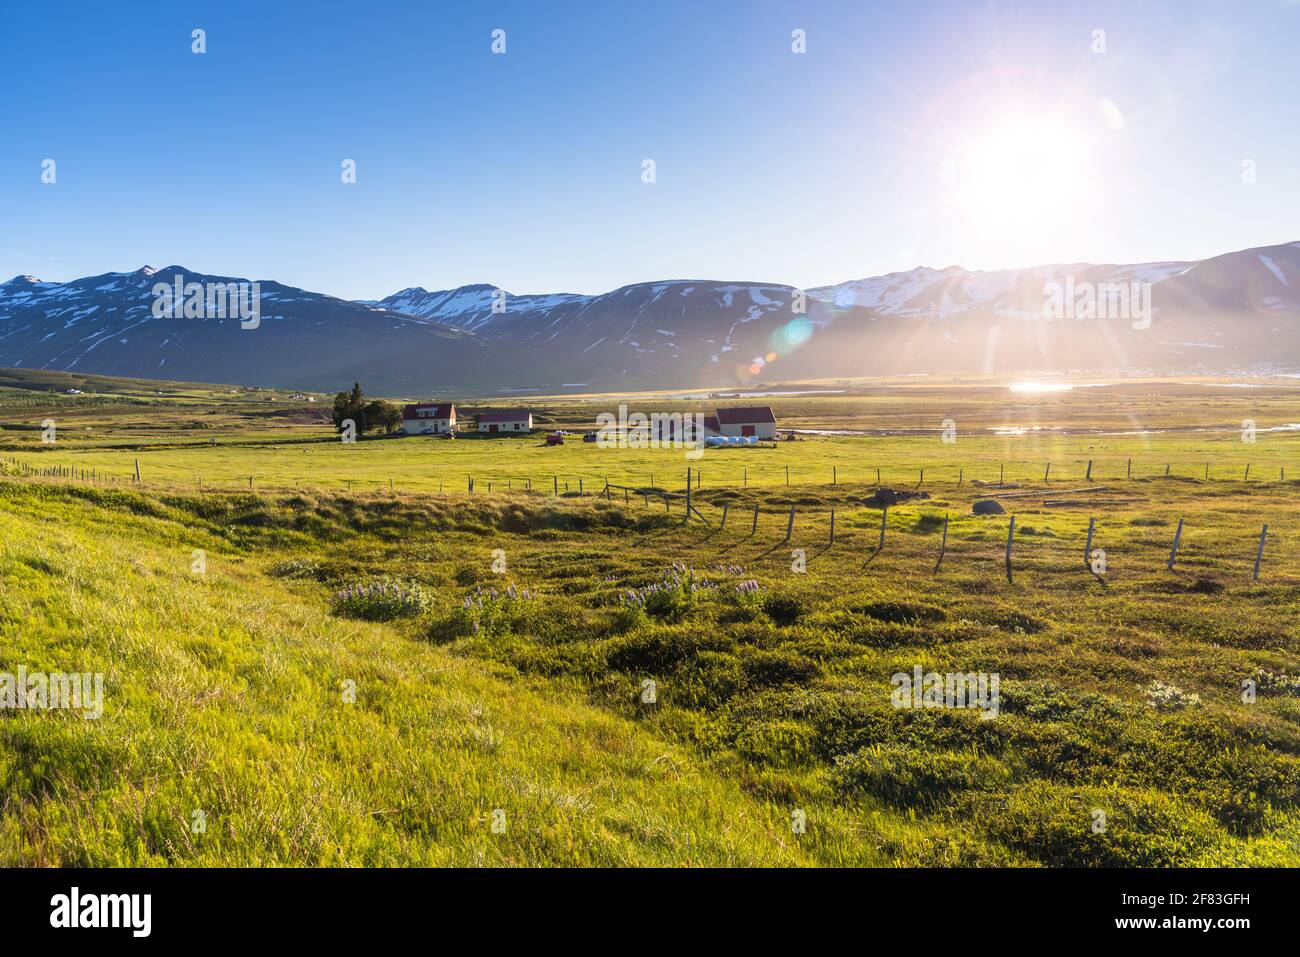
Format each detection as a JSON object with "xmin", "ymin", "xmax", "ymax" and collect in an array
[
  {"xmin": 0, "ymin": 266, "xmax": 512, "ymax": 393},
  {"xmin": 1, "ymin": 242, "xmax": 1297, "ymax": 394}
]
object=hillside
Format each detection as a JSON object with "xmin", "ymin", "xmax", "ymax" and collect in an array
[{"xmin": 2, "ymin": 243, "xmax": 1297, "ymax": 394}]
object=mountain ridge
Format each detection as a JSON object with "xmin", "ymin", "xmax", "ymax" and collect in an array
[{"xmin": 2, "ymin": 242, "xmax": 1297, "ymax": 393}]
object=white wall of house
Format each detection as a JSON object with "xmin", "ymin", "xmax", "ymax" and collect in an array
[
  {"xmin": 403, "ymin": 414, "xmax": 454, "ymax": 434},
  {"xmin": 477, "ymin": 415, "xmax": 532, "ymax": 433},
  {"xmin": 719, "ymin": 421, "xmax": 777, "ymax": 439}
]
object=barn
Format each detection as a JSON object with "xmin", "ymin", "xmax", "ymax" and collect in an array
[
  {"xmin": 401, "ymin": 402, "xmax": 456, "ymax": 435},
  {"xmin": 714, "ymin": 406, "xmax": 778, "ymax": 439},
  {"xmin": 477, "ymin": 410, "xmax": 534, "ymax": 434}
]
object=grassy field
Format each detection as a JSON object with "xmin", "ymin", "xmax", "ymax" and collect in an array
[{"xmin": 2, "ymin": 372, "xmax": 1299, "ymax": 866}]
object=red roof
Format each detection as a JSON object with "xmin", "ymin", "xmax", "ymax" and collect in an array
[
  {"xmin": 478, "ymin": 410, "xmax": 532, "ymax": 424},
  {"xmin": 715, "ymin": 406, "xmax": 776, "ymax": 425},
  {"xmin": 402, "ymin": 403, "xmax": 454, "ymax": 419}
]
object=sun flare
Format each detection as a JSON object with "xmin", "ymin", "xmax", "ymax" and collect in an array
[{"xmin": 956, "ymin": 113, "xmax": 1092, "ymax": 228}]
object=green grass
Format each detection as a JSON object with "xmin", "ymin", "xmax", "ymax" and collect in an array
[{"xmin": 2, "ymin": 375, "xmax": 1299, "ymax": 866}]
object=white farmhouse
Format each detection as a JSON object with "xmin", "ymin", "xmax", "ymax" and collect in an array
[{"xmin": 401, "ymin": 402, "xmax": 457, "ymax": 434}]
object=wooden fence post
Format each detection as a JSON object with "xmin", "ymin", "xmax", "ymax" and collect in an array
[
  {"xmin": 1005, "ymin": 515, "xmax": 1016, "ymax": 582},
  {"xmin": 720, "ymin": 503, "xmax": 729, "ymax": 529},
  {"xmin": 829, "ymin": 509, "xmax": 835, "ymax": 544},
  {"xmin": 1167, "ymin": 518, "xmax": 1184, "ymax": 570},
  {"xmin": 134, "ymin": 459, "xmax": 141, "ymax": 482},
  {"xmin": 553, "ymin": 475, "xmax": 558, "ymax": 495},
  {"xmin": 1086, "ymin": 460, "xmax": 1093, "ymax": 482},
  {"xmin": 999, "ymin": 464, "xmax": 1004, "ymax": 485},
  {"xmin": 751, "ymin": 505, "xmax": 759, "ymax": 534},
  {"xmin": 935, "ymin": 513, "xmax": 949, "ymax": 572},
  {"xmin": 1254, "ymin": 524, "xmax": 1268, "ymax": 582},
  {"xmin": 785, "ymin": 466, "xmax": 790, "ymax": 486},
  {"xmin": 1127, "ymin": 458, "xmax": 1132, "ymax": 479},
  {"xmin": 958, "ymin": 467, "xmax": 963, "ymax": 487},
  {"xmin": 1244, "ymin": 464, "xmax": 1250, "ymax": 481},
  {"xmin": 785, "ymin": 506, "xmax": 795, "ymax": 542},
  {"xmin": 1084, "ymin": 517, "xmax": 1096, "ymax": 569},
  {"xmin": 1043, "ymin": 463, "xmax": 1050, "ymax": 483},
  {"xmin": 832, "ymin": 465, "xmax": 837, "ymax": 485}
]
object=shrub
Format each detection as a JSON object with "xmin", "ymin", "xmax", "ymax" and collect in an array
[
  {"xmin": 607, "ymin": 627, "xmax": 730, "ymax": 674},
  {"xmin": 620, "ymin": 564, "xmax": 714, "ymax": 622},
  {"xmin": 330, "ymin": 577, "xmax": 433, "ymax": 621},
  {"xmin": 964, "ymin": 781, "xmax": 1222, "ymax": 867},
  {"xmin": 762, "ymin": 594, "xmax": 804, "ymax": 626},
  {"xmin": 452, "ymin": 583, "xmax": 538, "ymax": 638},
  {"xmin": 741, "ymin": 648, "xmax": 819, "ymax": 688},
  {"xmin": 1143, "ymin": 679, "xmax": 1201, "ymax": 711},
  {"xmin": 853, "ymin": 601, "xmax": 946, "ymax": 625},
  {"xmin": 833, "ymin": 744, "xmax": 1011, "ymax": 809},
  {"xmin": 1254, "ymin": 669, "xmax": 1300, "ymax": 697},
  {"xmin": 268, "ymin": 557, "xmax": 321, "ymax": 580},
  {"xmin": 733, "ymin": 719, "xmax": 817, "ymax": 767},
  {"xmin": 643, "ymin": 587, "xmax": 692, "ymax": 623}
]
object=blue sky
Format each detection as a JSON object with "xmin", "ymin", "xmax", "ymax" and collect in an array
[{"xmin": 2, "ymin": 0, "xmax": 1297, "ymax": 299}]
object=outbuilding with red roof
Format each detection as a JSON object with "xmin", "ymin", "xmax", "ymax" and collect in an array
[{"xmin": 713, "ymin": 406, "xmax": 777, "ymax": 439}]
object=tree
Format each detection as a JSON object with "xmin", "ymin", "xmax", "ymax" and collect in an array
[
  {"xmin": 332, "ymin": 382, "xmax": 365, "ymax": 432},
  {"xmin": 364, "ymin": 399, "xmax": 403, "ymax": 434}
]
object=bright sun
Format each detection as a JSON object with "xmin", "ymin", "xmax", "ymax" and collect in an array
[{"xmin": 957, "ymin": 113, "xmax": 1091, "ymax": 228}]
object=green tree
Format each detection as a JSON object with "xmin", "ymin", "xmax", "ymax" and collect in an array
[
  {"xmin": 332, "ymin": 382, "xmax": 365, "ymax": 432},
  {"xmin": 364, "ymin": 399, "xmax": 403, "ymax": 434}
]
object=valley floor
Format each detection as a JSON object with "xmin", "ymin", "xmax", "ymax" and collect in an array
[{"xmin": 1, "ymin": 378, "xmax": 1298, "ymax": 866}]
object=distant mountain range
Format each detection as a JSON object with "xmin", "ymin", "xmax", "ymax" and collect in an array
[{"xmin": 2, "ymin": 241, "xmax": 1297, "ymax": 394}]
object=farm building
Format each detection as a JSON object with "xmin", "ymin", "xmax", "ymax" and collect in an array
[
  {"xmin": 477, "ymin": 410, "xmax": 534, "ymax": 434},
  {"xmin": 714, "ymin": 406, "xmax": 778, "ymax": 439},
  {"xmin": 401, "ymin": 402, "xmax": 457, "ymax": 435}
]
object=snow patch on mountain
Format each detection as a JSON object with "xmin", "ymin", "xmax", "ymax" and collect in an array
[{"xmin": 1259, "ymin": 255, "xmax": 1289, "ymax": 288}]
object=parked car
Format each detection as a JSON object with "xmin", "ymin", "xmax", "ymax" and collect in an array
[{"xmin": 582, "ymin": 431, "xmax": 597, "ymax": 443}]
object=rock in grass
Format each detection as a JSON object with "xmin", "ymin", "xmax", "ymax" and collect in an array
[{"xmin": 972, "ymin": 499, "xmax": 1005, "ymax": 515}]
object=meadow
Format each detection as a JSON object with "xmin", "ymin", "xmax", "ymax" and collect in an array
[{"xmin": 1, "ymin": 372, "xmax": 1298, "ymax": 865}]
